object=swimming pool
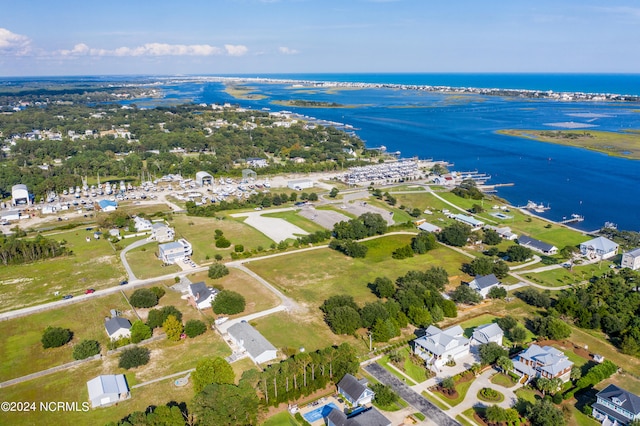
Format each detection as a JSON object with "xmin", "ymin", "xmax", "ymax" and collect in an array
[{"xmin": 303, "ymin": 402, "xmax": 339, "ymax": 423}]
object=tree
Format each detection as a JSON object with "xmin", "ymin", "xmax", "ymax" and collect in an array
[
  {"xmin": 149, "ymin": 286, "xmax": 166, "ymax": 300},
  {"xmin": 516, "ymin": 288, "xmax": 552, "ymax": 308},
  {"xmin": 192, "ymin": 382, "xmax": 259, "ymax": 426},
  {"xmin": 208, "ymin": 263, "xmax": 229, "ymax": 279},
  {"xmin": 119, "ymin": 346, "xmax": 150, "ymax": 369},
  {"xmin": 72, "ymin": 339, "xmax": 100, "ymax": 360},
  {"xmin": 507, "ymin": 245, "xmax": 533, "ymax": 262},
  {"xmin": 147, "ymin": 305, "xmax": 183, "ymax": 328},
  {"xmin": 570, "ymin": 365, "xmax": 582, "ymax": 381},
  {"xmin": 320, "ymin": 295, "xmax": 359, "ymax": 314},
  {"xmin": 372, "ymin": 276, "xmax": 395, "ymax": 298},
  {"xmin": 411, "ymin": 232, "xmax": 437, "ymax": 254},
  {"xmin": 371, "ymin": 383, "xmax": 399, "ymax": 406},
  {"xmin": 392, "ymin": 244, "xmax": 414, "ymax": 259},
  {"xmin": 329, "ymin": 187, "xmax": 339, "ymax": 198},
  {"xmin": 531, "ymin": 316, "xmax": 571, "ymax": 340},
  {"xmin": 510, "ymin": 325, "xmax": 528, "ymax": 346},
  {"xmin": 451, "ymin": 284, "xmax": 482, "ymax": 304},
  {"xmin": 469, "ymin": 256, "xmax": 494, "ymax": 276},
  {"xmin": 192, "ymin": 356, "xmax": 235, "ymax": 394},
  {"xmin": 441, "ymin": 376, "xmax": 455, "ymax": 390},
  {"xmin": 497, "ymin": 315, "xmax": 518, "ymax": 332},
  {"xmin": 492, "ymin": 260, "xmax": 510, "ymax": 279},
  {"xmin": 215, "ymin": 236, "xmax": 231, "ymax": 248},
  {"xmin": 327, "ymin": 306, "xmax": 361, "ymax": 335},
  {"xmin": 184, "ymin": 319, "xmax": 207, "ymax": 338},
  {"xmin": 478, "ymin": 342, "xmax": 508, "ymax": 365},
  {"xmin": 212, "ymin": 290, "xmax": 246, "ymax": 314},
  {"xmin": 527, "ymin": 399, "xmax": 566, "ymax": 426},
  {"xmin": 496, "ymin": 355, "xmax": 513, "ymax": 373},
  {"xmin": 488, "ymin": 286, "xmax": 507, "ymax": 299},
  {"xmin": 308, "ymin": 192, "xmax": 318, "ymax": 201},
  {"xmin": 41, "ymin": 326, "xmax": 72, "ymax": 349},
  {"xmin": 163, "ymin": 314, "xmax": 183, "ymax": 342},
  {"xmin": 129, "ymin": 288, "xmax": 159, "ymax": 308},
  {"xmin": 146, "ymin": 405, "xmax": 186, "ymax": 426},
  {"xmin": 407, "ymin": 305, "xmax": 432, "ymax": 328},
  {"xmin": 360, "ymin": 301, "xmax": 390, "ymax": 329},
  {"xmin": 439, "ymin": 222, "xmax": 471, "ymax": 247},
  {"xmin": 483, "ymin": 229, "xmax": 502, "ymax": 245},
  {"xmin": 130, "ymin": 320, "xmax": 152, "ymax": 343},
  {"xmin": 371, "ymin": 318, "xmax": 400, "ymax": 342}
]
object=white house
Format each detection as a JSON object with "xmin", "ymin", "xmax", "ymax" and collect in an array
[
  {"xmin": 133, "ymin": 216, "xmax": 153, "ymax": 232},
  {"xmin": 518, "ymin": 235, "xmax": 558, "ymax": 255},
  {"xmin": 151, "ymin": 222, "xmax": 175, "ymax": 243},
  {"xmin": 158, "ymin": 239, "xmax": 192, "ymax": 264},
  {"xmin": 97, "ymin": 199, "xmax": 118, "ymax": 212},
  {"xmin": 622, "ymin": 248, "xmax": 640, "ymax": 270},
  {"xmin": 484, "ymin": 225, "xmax": 518, "ymax": 241},
  {"xmin": 580, "ymin": 236, "xmax": 619, "ymax": 261},
  {"xmin": 188, "ymin": 282, "xmax": 218, "ymax": 310},
  {"xmin": 467, "ymin": 274, "xmax": 501, "ymax": 299},
  {"xmin": 86, "ymin": 374, "xmax": 130, "ymax": 408},
  {"xmin": 336, "ymin": 374, "xmax": 375, "ymax": 406},
  {"xmin": 513, "ymin": 344, "xmax": 573, "ymax": 383},
  {"xmin": 452, "ymin": 214, "xmax": 485, "ymax": 230},
  {"xmin": 472, "ymin": 323, "xmax": 504, "ymax": 346},
  {"xmin": 104, "ymin": 317, "xmax": 131, "ymax": 341},
  {"xmin": 413, "ymin": 325, "xmax": 470, "ymax": 370},
  {"xmin": 418, "ymin": 222, "xmax": 442, "ymax": 233},
  {"xmin": 227, "ymin": 322, "xmax": 278, "ymax": 365},
  {"xmin": 592, "ymin": 384, "xmax": 640, "ymax": 426}
]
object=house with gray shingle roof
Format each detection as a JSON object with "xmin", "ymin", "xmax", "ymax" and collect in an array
[
  {"xmin": 227, "ymin": 322, "xmax": 277, "ymax": 365},
  {"xmin": 104, "ymin": 317, "xmax": 131, "ymax": 341},
  {"xmin": 513, "ymin": 344, "xmax": 573, "ymax": 383},
  {"xmin": 188, "ymin": 282, "xmax": 218, "ymax": 310},
  {"xmin": 336, "ymin": 374, "xmax": 375, "ymax": 407},
  {"xmin": 413, "ymin": 325, "xmax": 470, "ymax": 370},
  {"xmin": 518, "ymin": 235, "xmax": 558, "ymax": 255},
  {"xmin": 467, "ymin": 274, "xmax": 501, "ymax": 298},
  {"xmin": 592, "ymin": 384, "xmax": 640, "ymax": 425},
  {"xmin": 327, "ymin": 406, "xmax": 391, "ymax": 426}
]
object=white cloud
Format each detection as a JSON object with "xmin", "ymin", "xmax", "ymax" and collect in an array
[
  {"xmin": 0, "ymin": 28, "xmax": 31, "ymax": 54},
  {"xmin": 224, "ymin": 44, "xmax": 248, "ymax": 56},
  {"xmin": 279, "ymin": 46, "xmax": 299, "ymax": 55}
]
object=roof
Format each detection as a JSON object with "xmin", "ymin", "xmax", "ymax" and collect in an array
[
  {"xmin": 105, "ymin": 317, "xmax": 131, "ymax": 336},
  {"xmin": 452, "ymin": 214, "xmax": 484, "ymax": 227},
  {"xmin": 195, "ymin": 171, "xmax": 213, "ymax": 178},
  {"xmin": 596, "ymin": 384, "xmax": 640, "ymax": 417},
  {"xmin": 326, "ymin": 407, "xmax": 391, "ymax": 426},
  {"xmin": 189, "ymin": 281, "xmax": 216, "ymax": 304},
  {"xmin": 152, "ymin": 222, "xmax": 168, "ymax": 229},
  {"xmin": 469, "ymin": 274, "xmax": 500, "ymax": 290},
  {"xmin": 414, "ymin": 325, "xmax": 469, "ymax": 356},
  {"xmin": 11, "ymin": 184, "xmax": 28, "ymax": 192},
  {"xmin": 227, "ymin": 322, "xmax": 277, "ymax": 361},
  {"xmin": 98, "ymin": 199, "xmax": 118, "ymax": 208},
  {"xmin": 625, "ymin": 248, "xmax": 640, "ymax": 259},
  {"xmin": 337, "ymin": 374, "xmax": 369, "ymax": 402},
  {"xmin": 581, "ymin": 236, "xmax": 618, "ymax": 252},
  {"xmin": 159, "ymin": 241, "xmax": 184, "ymax": 251},
  {"xmin": 87, "ymin": 374, "xmax": 128, "ymax": 401},
  {"xmin": 472, "ymin": 323, "xmax": 504, "ymax": 344},
  {"xmin": 518, "ymin": 235, "xmax": 556, "ymax": 253},
  {"xmin": 518, "ymin": 344, "xmax": 573, "ymax": 376},
  {"xmin": 418, "ymin": 222, "xmax": 441, "ymax": 233}
]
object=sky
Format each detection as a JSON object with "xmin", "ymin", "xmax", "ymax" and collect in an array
[{"xmin": 1, "ymin": 0, "xmax": 640, "ymax": 76}]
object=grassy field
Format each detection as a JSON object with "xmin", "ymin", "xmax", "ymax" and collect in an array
[
  {"xmin": 262, "ymin": 210, "xmax": 328, "ymax": 234},
  {"xmin": 522, "ymin": 262, "xmax": 612, "ymax": 287},
  {"xmin": 213, "ymin": 268, "xmax": 281, "ymax": 317},
  {"xmin": 260, "ymin": 411, "xmax": 301, "ymax": 426},
  {"xmin": 457, "ymin": 313, "xmax": 499, "ymax": 338},
  {"xmin": 125, "ymin": 243, "xmax": 181, "ymax": 279},
  {"xmin": 490, "ymin": 372, "xmax": 517, "ymax": 388},
  {"xmin": 378, "ymin": 347, "xmax": 428, "ymax": 384},
  {"xmin": 497, "ymin": 129, "xmax": 640, "ymax": 160},
  {"xmin": 0, "ymin": 228, "xmax": 127, "ymax": 312}
]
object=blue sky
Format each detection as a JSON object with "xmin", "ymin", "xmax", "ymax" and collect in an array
[{"xmin": 1, "ymin": 0, "xmax": 639, "ymax": 76}]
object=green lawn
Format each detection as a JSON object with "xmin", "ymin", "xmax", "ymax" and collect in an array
[
  {"xmin": 458, "ymin": 314, "xmax": 499, "ymax": 338},
  {"xmin": 260, "ymin": 411, "xmax": 301, "ymax": 426},
  {"xmin": 126, "ymin": 243, "xmax": 181, "ymax": 279},
  {"xmin": 431, "ymin": 377, "xmax": 474, "ymax": 407},
  {"xmin": 490, "ymin": 372, "xmax": 517, "ymax": 388},
  {"xmin": 515, "ymin": 387, "xmax": 541, "ymax": 404},
  {"xmin": 522, "ymin": 262, "xmax": 612, "ymax": 287},
  {"xmin": 262, "ymin": 210, "xmax": 328, "ymax": 234},
  {"xmin": 421, "ymin": 391, "xmax": 451, "ymax": 410}
]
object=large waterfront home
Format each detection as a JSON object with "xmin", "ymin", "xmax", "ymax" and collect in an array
[
  {"xmin": 580, "ymin": 236, "xmax": 619, "ymax": 261},
  {"xmin": 592, "ymin": 384, "xmax": 640, "ymax": 425},
  {"xmin": 622, "ymin": 248, "xmax": 640, "ymax": 270},
  {"xmin": 413, "ymin": 325, "xmax": 470, "ymax": 370},
  {"xmin": 512, "ymin": 344, "xmax": 573, "ymax": 383}
]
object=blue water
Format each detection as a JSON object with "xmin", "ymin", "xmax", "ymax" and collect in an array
[{"xmin": 303, "ymin": 402, "xmax": 339, "ymax": 422}]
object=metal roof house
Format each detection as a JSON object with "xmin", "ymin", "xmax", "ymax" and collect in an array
[
  {"xmin": 227, "ymin": 322, "xmax": 277, "ymax": 365},
  {"xmin": 188, "ymin": 282, "xmax": 218, "ymax": 310},
  {"xmin": 327, "ymin": 406, "xmax": 391, "ymax": 426},
  {"xmin": 513, "ymin": 344, "xmax": 573, "ymax": 383},
  {"xmin": 105, "ymin": 317, "xmax": 131, "ymax": 341},
  {"xmin": 472, "ymin": 323, "xmax": 504, "ymax": 346},
  {"xmin": 417, "ymin": 222, "xmax": 442, "ymax": 233},
  {"xmin": 97, "ymin": 199, "xmax": 118, "ymax": 212},
  {"xmin": 592, "ymin": 384, "xmax": 640, "ymax": 426},
  {"xmin": 452, "ymin": 214, "xmax": 485, "ymax": 230},
  {"xmin": 413, "ymin": 325, "xmax": 470, "ymax": 370},
  {"xmin": 467, "ymin": 274, "xmax": 501, "ymax": 299},
  {"xmin": 336, "ymin": 374, "xmax": 375, "ymax": 407},
  {"xmin": 622, "ymin": 248, "xmax": 640, "ymax": 271},
  {"xmin": 580, "ymin": 236, "xmax": 619, "ymax": 261},
  {"xmin": 86, "ymin": 374, "xmax": 130, "ymax": 408},
  {"xmin": 158, "ymin": 239, "xmax": 192, "ymax": 264},
  {"xmin": 517, "ymin": 235, "xmax": 558, "ymax": 255}
]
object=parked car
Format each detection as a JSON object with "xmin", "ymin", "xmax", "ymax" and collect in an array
[
  {"xmin": 120, "ymin": 280, "xmax": 128, "ymax": 286},
  {"xmin": 62, "ymin": 294, "xmax": 73, "ymax": 300},
  {"xmin": 85, "ymin": 288, "xmax": 95, "ymax": 294}
]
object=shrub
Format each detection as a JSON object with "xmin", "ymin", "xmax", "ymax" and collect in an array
[
  {"xmin": 72, "ymin": 339, "xmax": 100, "ymax": 360},
  {"xmin": 129, "ymin": 288, "xmax": 159, "ymax": 308},
  {"xmin": 234, "ymin": 244, "xmax": 244, "ymax": 253},
  {"xmin": 212, "ymin": 290, "xmax": 246, "ymax": 315},
  {"xmin": 130, "ymin": 320, "xmax": 152, "ymax": 343},
  {"xmin": 185, "ymin": 319, "xmax": 207, "ymax": 338},
  {"xmin": 149, "ymin": 286, "xmax": 166, "ymax": 300},
  {"xmin": 119, "ymin": 346, "xmax": 150, "ymax": 369},
  {"xmin": 371, "ymin": 383, "xmax": 399, "ymax": 406},
  {"xmin": 215, "ymin": 236, "xmax": 231, "ymax": 248},
  {"xmin": 208, "ymin": 263, "xmax": 229, "ymax": 279},
  {"xmin": 163, "ymin": 315, "xmax": 183, "ymax": 342},
  {"xmin": 41, "ymin": 326, "xmax": 72, "ymax": 349}
]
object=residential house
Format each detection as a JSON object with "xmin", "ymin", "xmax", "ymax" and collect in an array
[
  {"xmin": 452, "ymin": 214, "xmax": 485, "ymax": 230},
  {"xmin": 513, "ymin": 344, "xmax": 573, "ymax": 383},
  {"xmin": 158, "ymin": 239, "xmax": 192, "ymax": 264},
  {"xmin": 86, "ymin": 374, "xmax": 130, "ymax": 408},
  {"xmin": 97, "ymin": 199, "xmax": 118, "ymax": 212},
  {"xmin": 227, "ymin": 322, "xmax": 278, "ymax": 365},
  {"xmin": 592, "ymin": 384, "xmax": 640, "ymax": 426},
  {"xmin": 580, "ymin": 236, "xmax": 619, "ymax": 261},
  {"xmin": 151, "ymin": 222, "xmax": 175, "ymax": 243},
  {"xmin": 326, "ymin": 407, "xmax": 391, "ymax": 426},
  {"xmin": 413, "ymin": 325, "xmax": 470, "ymax": 370},
  {"xmin": 517, "ymin": 235, "xmax": 558, "ymax": 255},
  {"xmin": 188, "ymin": 282, "xmax": 218, "ymax": 310},
  {"xmin": 104, "ymin": 317, "xmax": 131, "ymax": 341},
  {"xmin": 336, "ymin": 374, "xmax": 375, "ymax": 406},
  {"xmin": 133, "ymin": 216, "xmax": 152, "ymax": 232},
  {"xmin": 418, "ymin": 222, "xmax": 442, "ymax": 233},
  {"xmin": 246, "ymin": 157, "xmax": 268, "ymax": 168},
  {"xmin": 467, "ymin": 274, "xmax": 501, "ymax": 299},
  {"xmin": 484, "ymin": 225, "xmax": 518, "ymax": 240},
  {"xmin": 622, "ymin": 248, "xmax": 640, "ymax": 271},
  {"xmin": 472, "ymin": 323, "xmax": 504, "ymax": 346}
]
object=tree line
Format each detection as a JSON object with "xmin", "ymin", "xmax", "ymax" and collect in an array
[{"xmin": 0, "ymin": 234, "xmax": 69, "ymax": 265}]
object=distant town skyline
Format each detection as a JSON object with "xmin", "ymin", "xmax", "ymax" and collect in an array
[{"xmin": 1, "ymin": 0, "xmax": 640, "ymax": 77}]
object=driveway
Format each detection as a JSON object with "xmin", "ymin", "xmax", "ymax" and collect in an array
[{"xmin": 364, "ymin": 363, "xmax": 461, "ymax": 426}]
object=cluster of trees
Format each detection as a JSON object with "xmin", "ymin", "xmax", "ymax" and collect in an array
[
  {"xmin": 296, "ymin": 230, "xmax": 332, "ymax": 246},
  {"xmin": 328, "ymin": 239, "xmax": 368, "ymax": 258},
  {"xmin": 186, "ymin": 191, "xmax": 318, "ymax": 217},
  {"xmin": 328, "ymin": 212, "xmax": 388, "ymax": 258},
  {"xmin": 72, "ymin": 339, "xmax": 101, "ymax": 360},
  {"xmin": 105, "ymin": 404, "xmax": 186, "ymax": 426},
  {"xmin": 0, "ymin": 234, "xmax": 69, "ymax": 266},
  {"xmin": 438, "ymin": 222, "xmax": 472, "ymax": 247},
  {"xmin": 208, "ymin": 263, "xmax": 229, "ymax": 279},
  {"xmin": 129, "ymin": 287, "xmax": 165, "ymax": 308},
  {"xmin": 451, "ymin": 179, "xmax": 484, "ymax": 200},
  {"xmin": 564, "ymin": 360, "xmax": 617, "ymax": 399},
  {"xmin": 463, "ymin": 255, "xmax": 509, "ymax": 279},
  {"xmin": 212, "ymin": 290, "xmax": 246, "ymax": 315},
  {"xmin": 147, "ymin": 306, "xmax": 183, "ymax": 329},
  {"xmin": 392, "ymin": 231, "xmax": 438, "ymax": 260}
]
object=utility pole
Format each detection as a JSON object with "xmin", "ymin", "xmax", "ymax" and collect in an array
[{"xmin": 368, "ymin": 332, "xmax": 372, "ymax": 352}]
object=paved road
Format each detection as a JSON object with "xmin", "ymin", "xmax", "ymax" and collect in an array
[
  {"xmin": 447, "ymin": 367, "xmax": 521, "ymax": 418},
  {"xmin": 364, "ymin": 363, "xmax": 461, "ymax": 426},
  {"xmin": 119, "ymin": 238, "xmax": 154, "ymax": 281}
]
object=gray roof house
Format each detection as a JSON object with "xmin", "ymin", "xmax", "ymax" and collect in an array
[
  {"xmin": 517, "ymin": 235, "xmax": 558, "ymax": 255},
  {"xmin": 105, "ymin": 317, "xmax": 131, "ymax": 341},
  {"xmin": 468, "ymin": 274, "xmax": 501, "ymax": 298},
  {"xmin": 337, "ymin": 374, "xmax": 375, "ymax": 407},
  {"xmin": 413, "ymin": 325, "xmax": 470, "ymax": 370},
  {"xmin": 327, "ymin": 407, "xmax": 391, "ymax": 426},
  {"xmin": 86, "ymin": 374, "xmax": 130, "ymax": 408},
  {"xmin": 513, "ymin": 344, "xmax": 573, "ymax": 383},
  {"xmin": 580, "ymin": 236, "xmax": 619, "ymax": 261},
  {"xmin": 472, "ymin": 323, "xmax": 504, "ymax": 346},
  {"xmin": 188, "ymin": 282, "xmax": 218, "ymax": 310},
  {"xmin": 622, "ymin": 248, "xmax": 640, "ymax": 271},
  {"xmin": 592, "ymin": 384, "xmax": 640, "ymax": 425},
  {"xmin": 227, "ymin": 322, "xmax": 277, "ymax": 365}
]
